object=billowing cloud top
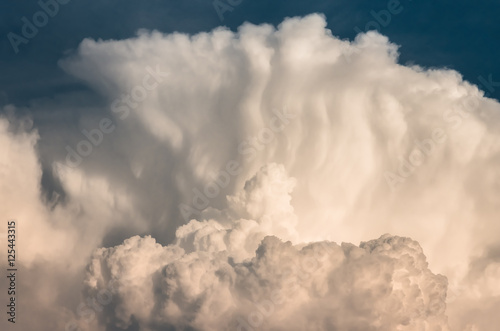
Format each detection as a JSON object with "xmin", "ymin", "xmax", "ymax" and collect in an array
[
  {"xmin": 85, "ymin": 165, "xmax": 449, "ymax": 331},
  {"xmin": 1, "ymin": 13, "xmax": 500, "ymax": 331}
]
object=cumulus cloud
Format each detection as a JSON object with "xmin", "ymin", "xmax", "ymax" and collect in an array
[
  {"xmin": 83, "ymin": 165, "xmax": 449, "ymax": 331},
  {"xmin": 1, "ymin": 13, "xmax": 500, "ymax": 331},
  {"xmin": 58, "ymin": 13, "xmax": 500, "ymax": 276},
  {"xmin": 0, "ymin": 107, "xmax": 149, "ymax": 331},
  {"xmin": 84, "ymin": 234, "xmax": 449, "ymax": 331}
]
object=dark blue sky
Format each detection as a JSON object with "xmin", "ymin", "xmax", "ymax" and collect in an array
[{"xmin": 1, "ymin": 0, "xmax": 499, "ymax": 105}]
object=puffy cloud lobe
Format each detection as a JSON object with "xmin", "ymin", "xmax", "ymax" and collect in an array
[
  {"xmin": 82, "ymin": 164, "xmax": 449, "ymax": 331},
  {"xmin": 85, "ymin": 234, "xmax": 449, "ymax": 331},
  {"xmin": 174, "ymin": 164, "xmax": 299, "ymax": 262}
]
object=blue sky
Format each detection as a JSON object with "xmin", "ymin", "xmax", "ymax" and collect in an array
[{"xmin": 1, "ymin": 0, "xmax": 499, "ymax": 105}]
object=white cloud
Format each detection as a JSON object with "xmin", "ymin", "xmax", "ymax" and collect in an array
[
  {"xmin": 84, "ymin": 231, "xmax": 449, "ymax": 331},
  {"xmin": 83, "ymin": 166, "xmax": 449, "ymax": 331},
  {"xmin": 2, "ymin": 13, "xmax": 500, "ymax": 331}
]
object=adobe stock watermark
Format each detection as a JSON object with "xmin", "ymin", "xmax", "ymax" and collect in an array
[
  {"xmin": 63, "ymin": 65, "xmax": 168, "ymax": 168},
  {"xmin": 64, "ymin": 279, "xmax": 118, "ymax": 331},
  {"xmin": 384, "ymin": 128, "xmax": 448, "ymax": 190},
  {"xmin": 7, "ymin": 0, "xmax": 73, "ymax": 54},
  {"xmin": 384, "ymin": 74, "xmax": 499, "ymax": 190},
  {"xmin": 179, "ymin": 107, "xmax": 296, "ymax": 221},
  {"xmin": 341, "ymin": 0, "xmax": 412, "ymax": 63},
  {"xmin": 384, "ymin": 93, "xmax": 476, "ymax": 190},
  {"xmin": 477, "ymin": 74, "xmax": 500, "ymax": 98},
  {"xmin": 353, "ymin": 0, "xmax": 410, "ymax": 35},
  {"xmin": 236, "ymin": 240, "xmax": 336, "ymax": 330},
  {"xmin": 439, "ymin": 74, "xmax": 499, "ymax": 132},
  {"xmin": 213, "ymin": 0, "xmax": 243, "ymax": 21}
]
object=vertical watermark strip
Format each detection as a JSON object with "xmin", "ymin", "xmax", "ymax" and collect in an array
[{"xmin": 6, "ymin": 219, "xmax": 17, "ymax": 324}]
